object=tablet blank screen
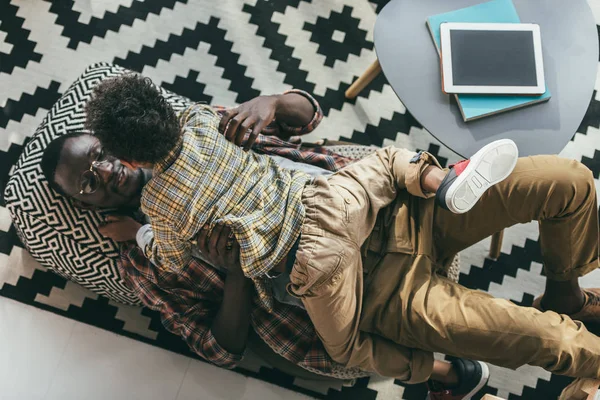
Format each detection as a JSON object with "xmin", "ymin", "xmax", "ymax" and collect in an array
[{"xmin": 450, "ymin": 30, "xmax": 537, "ymax": 86}]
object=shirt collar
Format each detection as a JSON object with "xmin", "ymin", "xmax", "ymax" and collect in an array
[{"xmin": 153, "ymin": 131, "xmax": 184, "ymax": 174}]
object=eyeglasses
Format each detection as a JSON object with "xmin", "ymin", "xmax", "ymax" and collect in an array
[
  {"xmin": 79, "ymin": 148, "xmax": 106, "ymax": 195},
  {"xmin": 79, "ymin": 161, "xmax": 104, "ymax": 195}
]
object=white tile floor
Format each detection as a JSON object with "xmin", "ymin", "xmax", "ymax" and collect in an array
[{"xmin": 0, "ymin": 298, "xmax": 314, "ymax": 400}]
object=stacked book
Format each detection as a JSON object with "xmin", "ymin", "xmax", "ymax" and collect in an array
[{"xmin": 426, "ymin": 0, "xmax": 551, "ymax": 122}]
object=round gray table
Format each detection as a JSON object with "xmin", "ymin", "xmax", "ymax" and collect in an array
[{"xmin": 375, "ymin": 0, "xmax": 598, "ymax": 158}]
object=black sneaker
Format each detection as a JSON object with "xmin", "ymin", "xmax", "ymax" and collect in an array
[
  {"xmin": 426, "ymin": 358, "xmax": 490, "ymax": 400},
  {"xmin": 436, "ymin": 139, "xmax": 518, "ymax": 214}
]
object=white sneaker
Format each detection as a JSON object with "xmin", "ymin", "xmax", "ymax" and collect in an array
[{"xmin": 436, "ymin": 139, "xmax": 518, "ymax": 214}]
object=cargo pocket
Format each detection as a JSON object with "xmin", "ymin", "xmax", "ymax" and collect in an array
[
  {"xmin": 288, "ymin": 236, "xmax": 347, "ymax": 298},
  {"xmin": 385, "ymin": 191, "xmax": 416, "ymax": 254}
]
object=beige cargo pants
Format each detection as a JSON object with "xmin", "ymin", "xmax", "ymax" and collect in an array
[{"xmin": 289, "ymin": 147, "xmax": 600, "ymax": 383}]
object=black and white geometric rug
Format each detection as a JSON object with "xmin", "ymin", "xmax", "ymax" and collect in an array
[{"xmin": 1, "ymin": 1, "xmax": 600, "ymax": 399}]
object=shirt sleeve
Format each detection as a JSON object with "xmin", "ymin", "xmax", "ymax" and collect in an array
[
  {"xmin": 135, "ymin": 224, "xmax": 153, "ymax": 253},
  {"xmin": 262, "ymin": 89, "xmax": 323, "ymax": 137},
  {"xmin": 277, "ymin": 89, "xmax": 323, "ymax": 136},
  {"xmin": 146, "ymin": 215, "xmax": 193, "ymax": 274},
  {"xmin": 118, "ymin": 244, "xmax": 244, "ymax": 369},
  {"xmin": 164, "ymin": 304, "xmax": 245, "ymax": 369}
]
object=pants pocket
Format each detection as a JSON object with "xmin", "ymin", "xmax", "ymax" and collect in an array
[
  {"xmin": 329, "ymin": 185, "xmax": 351, "ymax": 225},
  {"xmin": 289, "ymin": 236, "xmax": 347, "ymax": 298}
]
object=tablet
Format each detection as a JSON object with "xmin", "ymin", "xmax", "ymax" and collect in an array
[{"xmin": 440, "ymin": 22, "xmax": 545, "ymax": 95}]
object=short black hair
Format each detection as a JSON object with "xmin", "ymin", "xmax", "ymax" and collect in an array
[
  {"xmin": 85, "ymin": 75, "xmax": 180, "ymax": 164},
  {"xmin": 41, "ymin": 131, "xmax": 89, "ymax": 197}
]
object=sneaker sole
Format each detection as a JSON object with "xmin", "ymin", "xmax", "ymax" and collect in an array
[
  {"xmin": 445, "ymin": 139, "xmax": 518, "ymax": 214},
  {"xmin": 461, "ymin": 361, "xmax": 490, "ymax": 400}
]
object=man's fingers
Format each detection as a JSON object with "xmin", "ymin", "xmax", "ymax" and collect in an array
[
  {"xmin": 225, "ymin": 112, "xmax": 246, "ymax": 142},
  {"xmin": 208, "ymin": 224, "xmax": 224, "ymax": 254},
  {"xmin": 243, "ymin": 121, "xmax": 266, "ymax": 151},
  {"xmin": 243, "ymin": 132, "xmax": 258, "ymax": 151},
  {"xmin": 232, "ymin": 240, "xmax": 241, "ymax": 264},
  {"xmin": 216, "ymin": 226, "xmax": 231, "ymax": 253},
  {"xmin": 226, "ymin": 239, "xmax": 241, "ymax": 264},
  {"xmin": 196, "ymin": 226, "xmax": 209, "ymax": 254},
  {"xmin": 236, "ymin": 117, "xmax": 256, "ymax": 147},
  {"xmin": 219, "ymin": 108, "xmax": 238, "ymax": 134},
  {"xmin": 226, "ymin": 238, "xmax": 240, "ymax": 268},
  {"xmin": 98, "ymin": 224, "xmax": 117, "ymax": 239}
]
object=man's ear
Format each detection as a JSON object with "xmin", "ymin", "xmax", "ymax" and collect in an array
[
  {"xmin": 121, "ymin": 160, "xmax": 136, "ymax": 169},
  {"xmin": 71, "ymin": 198, "xmax": 97, "ymax": 211},
  {"xmin": 121, "ymin": 160, "xmax": 146, "ymax": 169}
]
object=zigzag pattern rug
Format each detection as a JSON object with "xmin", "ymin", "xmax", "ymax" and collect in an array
[{"xmin": 1, "ymin": 1, "xmax": 600, "ymax": 398}]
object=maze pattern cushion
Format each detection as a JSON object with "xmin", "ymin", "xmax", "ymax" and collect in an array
[{"xmin": 4, "ymin": 63, "xmax": 193, "ymax": 305}]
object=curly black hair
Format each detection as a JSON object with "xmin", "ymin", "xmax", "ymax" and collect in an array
[{"xmin": 85, "ymin": 75, "xmax": 180, "ymax": 164}]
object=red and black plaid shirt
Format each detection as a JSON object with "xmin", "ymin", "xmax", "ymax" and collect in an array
[{"xmin": 118, "ymin": 91, "xmax": 354, "ymax": 371}]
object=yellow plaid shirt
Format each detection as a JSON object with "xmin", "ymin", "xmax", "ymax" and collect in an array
[{"xmin": 141, "ymin": 104, "xmax": 311, "ymax": 311}]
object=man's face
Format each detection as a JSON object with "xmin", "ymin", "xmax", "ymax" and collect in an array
[{"xmin": 54, "ymin": 134, "xmax": 148, "ymax": 208}]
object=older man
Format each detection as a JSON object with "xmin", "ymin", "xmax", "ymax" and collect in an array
[{"xmin": 41, "ymin": 90, "xmax": 600, "ymax": 400}]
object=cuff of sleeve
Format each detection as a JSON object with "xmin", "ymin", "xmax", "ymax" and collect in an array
[
  {"xmin": 278, "ymin": 89, "xmax": 323, "ymax": 135},
  {"xmin": 203, "ymin": 329, "xmax": 245, "ymax": 369},
  {"xmin": 135, "ymin": 224, "xmax": 154, "ymax": 259}
]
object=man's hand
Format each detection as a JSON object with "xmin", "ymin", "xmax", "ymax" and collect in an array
[
  {"xmin": 196, "ymin": 224, "xmax": 242, "ymax": 276},
  {"xmin": 202, "ymin": 223, "xmax": 253, "ymax": 354},
  {"xmin": 219, "ymin": 95, "xmax": 280, "ymax": 151},
  {"xmin": 98, "ymin": 215, "xmax": 142, "ymax": 242}
]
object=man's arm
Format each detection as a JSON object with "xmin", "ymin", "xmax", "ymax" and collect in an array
[
  {"xmin": 211, "ymin": 272, "xmax": 253, "ymax": 353},
  {"xmin": 272, "ymin": 91, "xmax": 315, "ymax": 127},
  {"xmin": 122, "ymin": 218, "xmax": 254, "ymax": 357},
  {"xmin": 117, "ymin": 242, "xmax": 246, "ymax": 368},
  {"xmin": 196, "ymin": 224, "xmax": 253, "ymax": 354}
]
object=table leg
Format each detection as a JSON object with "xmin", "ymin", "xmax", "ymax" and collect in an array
[
  {"xmin": 489, "ymin": 230, "xmax": 504, "ymax": 259},
  {"xmin": 345, "ymin": 59, "xmax": 382, "ymax": 99}
]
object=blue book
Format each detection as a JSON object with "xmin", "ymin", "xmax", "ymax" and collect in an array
[{"xmin": 426, "ymin": 0, "xmax": 551, "ymax": 121}]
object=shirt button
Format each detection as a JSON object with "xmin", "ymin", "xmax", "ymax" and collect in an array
[{"xmin": 344, "ymin": 198, "xmax": 351, "ymax": 204}]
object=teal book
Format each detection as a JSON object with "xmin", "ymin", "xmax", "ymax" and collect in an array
[{"xmin": 426, "ymin": 0, "xmax": 551, "ymax": 121}]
